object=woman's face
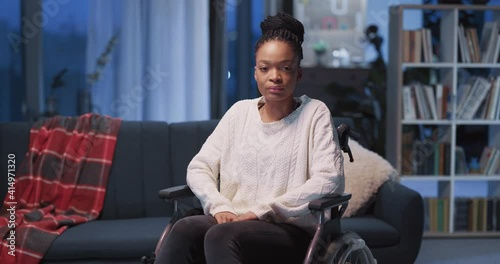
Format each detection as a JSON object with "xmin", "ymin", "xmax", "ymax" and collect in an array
[{"xmin": 254, "ymin": 40, "xmax": 302, "ymax": 104}]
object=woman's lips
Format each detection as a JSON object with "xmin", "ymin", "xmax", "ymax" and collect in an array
[{"xmin": 268, "ymin": 86, "xmax": 284, "ymax": 93}]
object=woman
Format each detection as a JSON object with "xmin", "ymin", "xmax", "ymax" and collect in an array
[{"xmin": 155, "ymin": 12, "xmax": 344, "ymax": 264}]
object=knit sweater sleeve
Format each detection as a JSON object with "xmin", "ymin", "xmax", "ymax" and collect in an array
[
  {"xmin": 186, "ymin": 107, "xmax": 236, "ymax": 216},
  {"xmin": 251, "ymin": 104, "xmax": 345, "ymax": 222}
]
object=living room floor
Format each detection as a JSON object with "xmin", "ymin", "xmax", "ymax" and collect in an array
[{"xmin": 415, "ymin": 238, "xmax": 500, "ymax": 263}]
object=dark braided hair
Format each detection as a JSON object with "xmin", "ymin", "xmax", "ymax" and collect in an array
[{"xmin": 255, "ymin": 12, "xmax": 305, "ymax": 64}]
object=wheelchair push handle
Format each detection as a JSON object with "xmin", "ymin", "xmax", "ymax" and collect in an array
[{"xmin": 337, "ymin": 123, "xmax": 360, "ymax": 163}]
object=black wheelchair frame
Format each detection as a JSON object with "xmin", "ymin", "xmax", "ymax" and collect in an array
[{"xmin": 142, "ymin": 122, "xmax": 376, "ymax": 264}]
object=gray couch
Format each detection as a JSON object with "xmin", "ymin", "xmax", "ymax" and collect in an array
[{"xmin": 0, "ymin": 119, "xmax": 424, "ymax": 264}]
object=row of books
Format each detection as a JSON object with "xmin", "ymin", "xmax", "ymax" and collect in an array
[
  {"xmin": 401, "ymin": 126, "xmax": 454, "ymax": 176},
  {"xmin": 409, "ymin": 142, "xmax": 451, "ymax": 176},
  {"xmin": 403, "ymin": 28, "xmax": 433, "ymax": 63},
  {"xmin": 402, "ymin": 83, "xmax": 449, "ymax": 120},
  {"xmin": 425, "ymin": 198, "xmax": 450, "ymax": 232},
  {"xmin": 455, "ymin": 198, "xmax": 500, "ymax": 232},
  {"xmin": 456, "ymin": 76, "xmax": 500, "ymax": 120},
  {"xmin": 402, "ymin": 76, "xmax": 500, "ymax": 121},
  {"xmin": 424, "ymin": 197, "xmax": 500, "ymax": 232},
  {"xmin": 458, "ymin": 22, "xmax": 500, "ymax": 64},
  {"xmin": 402, "ymin": 22, "xmax": 500, "ymax": 64},
  {"xmin": 402, "ymin": 141, "xmax": 500, "ymax": 176},
  {"xmin": 401, "ymin": 125, "xmax": 481, "ymax": 176}
]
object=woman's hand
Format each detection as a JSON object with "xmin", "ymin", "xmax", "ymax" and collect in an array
[
  {"xmin": 214, "ymin": 211, "xmax": 238, "ymax": 224},
  {"xmin": 235, "ymin": 212, "xmax": 258, "ymax": 221}
]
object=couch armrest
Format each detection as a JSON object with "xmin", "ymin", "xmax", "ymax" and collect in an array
[
  {"xmin": 373, "ymin": 180, "xmax": 424, "ymax": 262},
  {"xmin": 158, "ymin": 185, "xmax": 194, "ymax": 201},
  {"xmin": 373, "ymin": 181, "xmax": 424, "ymax": 232},
  {"xmin": 309, "ymin": 193, "xmax": 351, "ymax": 211}
]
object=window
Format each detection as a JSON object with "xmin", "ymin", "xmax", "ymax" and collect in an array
[
  {"xmin": 42, "ymin": 0, "xmax": 88, "ymax": 117},
  {"xmin": 0, "ymin": 1, "xmax": 89, "ymax": 122},
  {"xmin": 225, "ymin": 0, "xmax": 264, "ymax": 108},
  {"xmin": 0, "ymin": 1, "xmax": 23, "ymax": 122}
]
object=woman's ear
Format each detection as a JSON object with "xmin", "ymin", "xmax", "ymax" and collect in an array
[
  {"xmin": 254, "ymin": 66, "xmax": 257, "ymax": 81},
  {"xmin": 297, "ymin": 67, "xmax": 303, "ymax": 81}
]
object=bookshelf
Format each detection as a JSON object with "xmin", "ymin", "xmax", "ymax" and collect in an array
[{"xmin": 387, "ymin": 4, "xmax": 500, "ymax": 237}]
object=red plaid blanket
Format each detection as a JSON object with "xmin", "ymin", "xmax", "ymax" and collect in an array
[{"xmin": 0, "ymin": 114, "xmax": 121, "ymax": 264}]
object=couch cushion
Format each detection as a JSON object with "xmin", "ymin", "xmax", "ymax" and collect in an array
[
  {"xmin": 44, "ymin": 217, "xmax": 170, "ymax": 261},
  {"xmin": 342, "ymin": 139, "xmax": 398, "ymax": 217},
  {"xmin": 100, "ymin": 121, "xmax": 172, "ymax": 220},
  {"xmin": 341, "ymin": 216, "xmax": 399, "ymax": 248},
  {"xmin": 168, "ymin": 120, "xmax": 219, "ymax": 186}
]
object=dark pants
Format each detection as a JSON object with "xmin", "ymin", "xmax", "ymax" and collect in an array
[{"xmin": 154, "ymin": 215, "xmax": 312, "ymax": 264}]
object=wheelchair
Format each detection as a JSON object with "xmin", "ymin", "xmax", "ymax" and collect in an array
[{"xmin": 142, "ymin": 122, "xmax": 377, "ymax": 264}]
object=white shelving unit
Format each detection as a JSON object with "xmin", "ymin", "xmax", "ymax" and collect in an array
[{"xmin": 387, "ymin": 4, "xmax": 500, "ymax": 237}]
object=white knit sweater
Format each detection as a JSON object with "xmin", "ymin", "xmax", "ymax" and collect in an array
[{"xmin": 186, "ymin": 95, "xmax": 345, "ymax": 232}]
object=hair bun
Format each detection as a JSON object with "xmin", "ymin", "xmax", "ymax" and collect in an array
[{"xmin": 260, "ymin": 12, "xmax": 304, "ymax": 44}]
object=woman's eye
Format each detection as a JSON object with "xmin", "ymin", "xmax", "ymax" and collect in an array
[
  {"xmin": 260, "ymin": 67, "xmax": 268, "ymax": 72},
  {"xmin": 283, "ymin": 66, "xmax": 292, "ymax": 72}
]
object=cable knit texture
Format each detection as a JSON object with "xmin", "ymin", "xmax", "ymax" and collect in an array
[{"xmin": 187, "ymin": 95, "xmax": 344, "ymax": 233}]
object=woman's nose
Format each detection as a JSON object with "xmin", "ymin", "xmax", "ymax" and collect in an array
[{"xmin": 269, "ymin": 70, "xmax": 282, "ymax": 82}]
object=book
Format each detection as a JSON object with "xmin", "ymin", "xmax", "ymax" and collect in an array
[
  {"xmin": 421, "ymin": 28, "xmax": 433, "ymax": 63},
  {"xmin": 486, "ymin": 77, "xmax": 500, "ymax": 120},
  {"xmin": 458, "ymin": 77, "xmax": 492, "ymax": 119},
  {"xmin": 485, "ymin": 149, "xmax": 500, "ymax": 175},
  {"xmin": 435, "ymin": 84, "xmax": 444, "ymax": 119},
  {"xmin": 493, "ymin": 33, "xmax": 500, "ymax": 63},
  {"xmin": 414, "ymin": 30, "xmax": 422, "ymax": 62},
  {"xmin": 402, "ymin": 85, "xmax": 417, "ymax": 120},
  {"xmin": 429, "ymin": 197, "xmax": 438, "ymax": 232},
  {"xmin": 437, "ymin": 198, "xmax": 444, "ymax": 232},
  {"xmin": 425, "ymin": 28, "xmax": 433, "ymax": 62},
  {"xmin": 469, "ymin": 198, "xmax": 479, "ymax": 231},
  {"xmin": 480, "ymin": 22, "xmax": 499, "ymax": 63},
  {"xmin": 443, "ymin": 198, "xmax": 450, "ymax": 232},
  {"xmin": 458, "ymin": 24, "xmax": 471, "ymax": 63},
  {"xmin": 403, "ymin": 30, "xmax": 411, "ymax": 63},
  {"xmin": 479, "ymin": 146, "xmax": 495, "ymax": 173},
  {"xmin": 487, "ymin": 199, "xmax": 494, "ymax": 231},
  {"xmin": 414, "ymin": 84, "xmax": 430, "ymax": 119},
  {"xmin": 423, "ymin": 198, "xmax": 430, "ymax": 231},
  {"xmin": 478, "ymin": 198, "xmax": 487, "ymax": 231},
  {"xmin": 424, "ymin": 85, "xmax": 438, "ymax": 120},
  {"xmin": 496, "ymin": 199, "xmax": 500, "ymax": 231},
  {"xmin": 455, "ymin": 146, "xmax": 467, "ymax": 175},
  {"xmin": 402, "ymin": 126, "xmax": 416, "ymax": 175},
  {"xmin": 442, "ymin": 85, "xmax": 451, "ymax": 119},
  {"xmin": 455, "ymin": 198, "xmax": 471, "ymax": 231},
  {"xmin": 470, "ymin": 28, "xmax": 481, "ymax": 63},
  {"xmin": 456, "ymin": 82, "xmax": 473, "ymax": 119}
]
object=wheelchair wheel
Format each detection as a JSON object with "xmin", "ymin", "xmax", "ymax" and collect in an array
[{"xmin": 324, "ymin": 231, "xmax": 377, "ymax": 264}]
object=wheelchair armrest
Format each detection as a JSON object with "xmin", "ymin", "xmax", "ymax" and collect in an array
[
  {"xmin": 308, "ymin": 193, "xmax": 351, "ymax": 211},
  {"xmin": 158, "ymin": 185, "xmax": 195, "ymax": 201}
]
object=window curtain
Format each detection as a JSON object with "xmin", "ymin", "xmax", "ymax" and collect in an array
[
  {"xmin": 209, "ymin": 0, "xmax": 228, "ymax": 119},
  {"xmin": 86, "ymin": 0, "xmax": 210, "ymax": 122}
]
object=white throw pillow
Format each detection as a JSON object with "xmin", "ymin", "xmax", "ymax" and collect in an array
[{"xmin": 342, "ymin": 139, "xmax": 398, "ymax": 217}]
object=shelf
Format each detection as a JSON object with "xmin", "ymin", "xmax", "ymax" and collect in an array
[
  {"xmin": 395, "ymin": 4, "xmax": 500, "ymax": 12},
  {"xmin": 455, "ymin": 120, "xmax": 500, "ymax": 125},
  {"xmin": 400, "ymin": 176, "xmax": 451, "ymax": 181},
  {"xmin": 424, "ymin": 232, "xmax": 500, "ymax": 238},
  {"xmin": 402, "ymin": 62, "xmax": 455, "ymax": 68},
  {"xmin": 454, "ymin": 175, "xmax": 500, "ymax": 180},
  {"xmin": 388, "ymin": 4, "xmax": 500, "ymax": 238},
  {"xmin": 457, "ymin": 63, "xmax": 500, "ymax": 68},
  {"xmin": 401, "ymin": 175, "xmax": 500, "ymax": 181},
  {"xmin": 402, "ymin": 120, "xmax": 452, "ymax": 125}
]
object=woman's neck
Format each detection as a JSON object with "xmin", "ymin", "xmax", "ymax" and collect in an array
[{"xmin": 260, "ymin": 98, "xmax": 297, "ymax": 123}]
